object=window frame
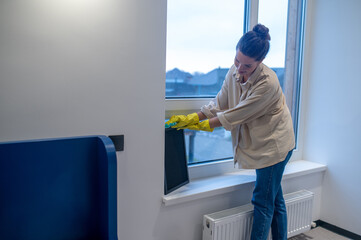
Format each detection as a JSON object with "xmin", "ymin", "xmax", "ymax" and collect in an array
[{"xmin": 165, "ymin": 0, "xmax": 307, "ymax": 178}]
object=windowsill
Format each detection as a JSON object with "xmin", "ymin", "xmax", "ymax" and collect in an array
[{"xmin": 162, "ymin": 160, "xmax": 327, "ymax": 206}]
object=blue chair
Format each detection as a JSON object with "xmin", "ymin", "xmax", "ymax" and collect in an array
[{"xmin": 0, "ymin": 136, "xmax": 117, "ymax": 240}]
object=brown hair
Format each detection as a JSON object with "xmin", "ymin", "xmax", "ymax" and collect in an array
[{"xmin": 236, "ymin": 24, "xmax": 271, "ymax": 61}]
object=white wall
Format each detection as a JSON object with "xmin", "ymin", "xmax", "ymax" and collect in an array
[
  {"xmin": 0, "ymin": 0, "xmax": 327, "ymax": 240},
  {"xmin": 302, "ymin": 0, "xmax": 361, "ymax": 235},
  {"xmin": 0, "ymin": 1, "xmax": 167, "ymax": 239}
]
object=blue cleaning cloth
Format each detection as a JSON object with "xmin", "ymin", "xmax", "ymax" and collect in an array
[{"xmin": 165, "ymin": 122, "xmax": 177, "ymax": 128}]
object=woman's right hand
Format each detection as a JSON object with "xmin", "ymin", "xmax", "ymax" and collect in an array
[{"xmin": 165, "ymin": 113, "xmax": 199, "ymax": 128}]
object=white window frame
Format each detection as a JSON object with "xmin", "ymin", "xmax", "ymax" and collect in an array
[{"xmin": 165, "ymin": 0, "xmax": 307, "ymax": 179}]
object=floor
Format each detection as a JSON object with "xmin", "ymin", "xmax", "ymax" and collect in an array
[{"xmin": 289, "ymin": 227, "xmax": 352, "ymax": 240}]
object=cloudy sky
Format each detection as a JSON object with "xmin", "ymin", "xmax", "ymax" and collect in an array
[{"xmin": 166, "ymin": 0, "xmax": 288, "ymax": 74}]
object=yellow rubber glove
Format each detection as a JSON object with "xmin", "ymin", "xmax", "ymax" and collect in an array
[
  {"xmin": 178, "ymin": 119, "xmax": 214, "ymax": 132},
  {"xmin": 165, "ymin": 113, "xmax": 199, "ymax": 128}
]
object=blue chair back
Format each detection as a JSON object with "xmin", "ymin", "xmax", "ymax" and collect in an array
[{"xmin": 0, "ymin": 136, "xmax": 117, "ymax": 240}]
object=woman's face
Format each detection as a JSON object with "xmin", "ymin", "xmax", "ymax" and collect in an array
[{"xmin": 234, "ymin": 50, "xmax": 262, "ymax": 79}]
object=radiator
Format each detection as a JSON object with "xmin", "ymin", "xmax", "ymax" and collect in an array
[{"xmin": 202, "ymin": 190, "xmax": 314, "ymax": 240}]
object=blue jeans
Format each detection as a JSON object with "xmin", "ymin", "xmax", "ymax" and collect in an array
[{"xmin": 250, "ymin": 151, "xmax": 293, "ymax": 240}]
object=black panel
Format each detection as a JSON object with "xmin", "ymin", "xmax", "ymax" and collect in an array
[
  {"xmin": 109, "ymin": 135, "xmax": 124, "ymax": 151},
  {"xmin": 164, "ymin": 128, "xmax": 189, "ymax": 195}
]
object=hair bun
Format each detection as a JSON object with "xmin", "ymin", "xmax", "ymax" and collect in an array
[{"xmin": 253, "ymin": 24, "xmax": 271, "ymax": 41}]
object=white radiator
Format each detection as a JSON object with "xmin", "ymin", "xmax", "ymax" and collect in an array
[{"xmin": 202, "ymin": 190, "xmax": 314, "ymax": 240}]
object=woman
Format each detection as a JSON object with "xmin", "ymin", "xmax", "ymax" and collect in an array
[{"xmin": 166, "ymin": 24, "xmax": 295, "ymax": 240}]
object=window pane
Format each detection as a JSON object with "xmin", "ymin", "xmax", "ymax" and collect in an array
[
  {"xmin": 184, "ymin": 128, "xmax": 233, "ymax": 165},
  {"xmin": 166, "ymin": 0, "xmax": 245, "ymax": 98},
  {"xmin": 166, "ymin": 0, "xmax": 244, "ymax": 164},
  {"xmin": 258, "ymin": 0, "xmax": 288, "ymax": 90}
]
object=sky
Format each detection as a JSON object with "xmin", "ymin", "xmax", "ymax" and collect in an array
[{"xmin": 166, "ymin": 0, "xmax": 289, "ymax": 74}]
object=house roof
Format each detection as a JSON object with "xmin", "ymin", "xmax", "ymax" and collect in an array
[
  {"xmin": 188, "ymin": 68, "xmax": 228, "ymax": 86},
  {"xmin": 166, "ymin": 68, "xmax": 192, "ymax": 80}
]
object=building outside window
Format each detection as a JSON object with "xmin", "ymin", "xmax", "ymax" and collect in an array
[{"xmin": 166, "ymin": 0, "xmax": 305, "ymax": 165}]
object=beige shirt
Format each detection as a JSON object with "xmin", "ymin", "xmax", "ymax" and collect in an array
[{"xmin": 201, "ymin": 63, "xmax": 295, "ymax": 169}]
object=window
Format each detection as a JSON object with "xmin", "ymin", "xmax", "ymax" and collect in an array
[
  {"xmin": 166, "ymin": 0, "xmax": 245, "ymax": 164},
  {"xmin": 166, "ymin": 0, "xmax": 245, "ymax": 98},
  {"xmin": 166, "ymin": 0, "xmax": 306, "ymax": 167}
]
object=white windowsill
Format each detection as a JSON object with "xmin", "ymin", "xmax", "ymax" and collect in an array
[{"xmin": 162, "ymin": 160, "xmax": 327, "ymax": 206}]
